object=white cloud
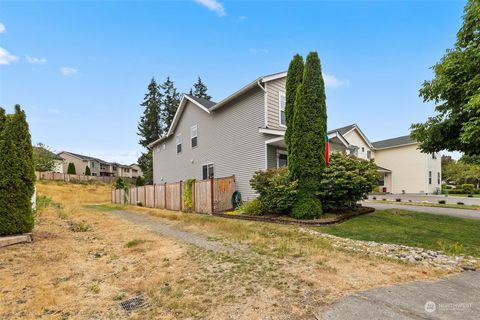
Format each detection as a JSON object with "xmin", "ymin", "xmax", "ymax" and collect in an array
[
  {"xmin": 248, "ymin": 48, "xmax": 269, "ymax": 54},
  {"xmin": 25, "ymin": 55, "xmax": 47, "ymax": 65},
  {"xmin": 323, "ymin": 73, "xmax": 348, "ymax": 88},
  {"xmin": 61, "ymin": 67, "xmax": 78, "ymax": 76},
  {"xmin": 0, "ymin": 47, "xmax": 19, "ymax": 65},
  {"xmin": 238, "ymin": 16, "xmax": 247, "ymax": 22},
  {"xmin": 0, "ymin": 23, "xmax": 6, "ymax": 33},
  {"xmin": 47, "ymin": 108, "xmax": 60, "ymax": 114},
  {"xmin": 195, "ymin": 0, "xmax": 226, "ymax": 17}
]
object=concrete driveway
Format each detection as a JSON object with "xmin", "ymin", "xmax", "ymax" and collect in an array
[
  {"xmin": 364, "ymin": 202, "xmax": 480, "ymax": 220},
  {"xmin": 322, "ymin": 272, "xmax": 480, "ymax": 319}
]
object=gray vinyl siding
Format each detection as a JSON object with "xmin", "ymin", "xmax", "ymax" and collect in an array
[
  {"xmin": 266, "ymin": 145, "xmax": 278, "ymax": 169},
  {"xmin": 153, "ymin": 87, "xmax": 267, "ymax": 200},
  {"xmin": 265, "ymin": 77, "xmax": 286, "ymax": 130}
]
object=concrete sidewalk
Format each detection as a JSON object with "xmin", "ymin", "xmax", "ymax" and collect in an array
[
  {"xmin": 369, "ymin": 194, "xmax": 480, "ymax": 206},
  {"xmin": 365, "ymin": 202, "xmax": 480, "ymax": 220},
  {"xmin": 322, "ymin": 272, "xmax": 480, "ymax": 319}
]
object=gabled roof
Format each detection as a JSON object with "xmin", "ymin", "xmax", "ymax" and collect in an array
[
  {"xmin": 372, "ymin": 135, "xmax": 417, "ymax": 149},
  {"xmin": 185, "ymin": 94, "xmax": 216, "ymax": 110},
  {"xmin": 327, "ymin": 124, "xmax": 356, "ymax": 135},
  {"xmin": 328, "ymin": 123, "xmax": 373, "ymax": 148},
  {"xmin": 33, "ymin": 146, "xmax": 63, "ymax": 160}
]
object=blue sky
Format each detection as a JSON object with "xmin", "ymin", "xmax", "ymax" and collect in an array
[{"xmin": 0, "ymin": 0, "xmax": 465, "ymax": 163}]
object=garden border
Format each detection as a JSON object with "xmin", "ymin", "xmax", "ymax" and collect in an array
[{"xmin": 212, "ymin": 206, "xmax": 375, "ymax": 226}]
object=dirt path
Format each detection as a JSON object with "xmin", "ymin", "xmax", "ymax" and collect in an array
[{"xmin": 112, "ymin": 210, "xmax": 241, "ymax": 253}]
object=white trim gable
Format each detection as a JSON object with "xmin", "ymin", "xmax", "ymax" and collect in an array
[
  {"xmin": 262, "ymin": 71, "xmax": 287, "ymax": 83},
  {"xmin": 167, "ymin": 95, "xmax": 211, "ymax": 137},
  {"xmin": 343, "ymin": 125, "xmax": 373, "ymax": 148}
]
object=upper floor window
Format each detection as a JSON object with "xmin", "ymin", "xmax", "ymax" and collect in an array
[
  {"xmin": 437, "ymin": 172, "xmax": 440, "ymax": 185},
  {"xmin": 90, "ymin": 161, "xmax": 95, "ymax": 168},
  {"xmin": 191, "ymin": 125, "xmax": 198, "ymax": 148},
  {"xmin": 429, "ymin": 171, "xmax": 432, "ymax": 184},
  {"xmin": 279, "ymin": 92, "xmax": 286, "ymax": 126},
  {"xmin": 176, "ymin": 134, "xmax": 182, "ymax": 154}
]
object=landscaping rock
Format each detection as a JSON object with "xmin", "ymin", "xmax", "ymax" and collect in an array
[{"xmin": 300, "ymin": 228, "xmax": 479, "ymax": 272}]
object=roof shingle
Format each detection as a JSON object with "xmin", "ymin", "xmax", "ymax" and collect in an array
[{"xmin": 372, "ymin": 135, "xmax": 416, "ymax": 149}]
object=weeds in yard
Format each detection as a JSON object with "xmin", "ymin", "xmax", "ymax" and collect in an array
[
  {"xmin": 125, "ymin": 239, "xmax": 146, "ymax": 248},
  {"xmin": 69, "ymin": 221, "xmax": 91, "ymax": 232},
  {"xmin": 112, "ymin": 293, "xmax": 126, "ymax": 301},
  {"xmin": 88, "ymin": 283, "xmax": 100, "ymax": 294},
  {"xmin": 437, "ymin": 240, "xmax": 463, "ymax": 255}
]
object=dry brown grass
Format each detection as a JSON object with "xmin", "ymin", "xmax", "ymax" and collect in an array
[{"xmin": 0, "ymin": 181, "xmax": 449, "ymax": 319}]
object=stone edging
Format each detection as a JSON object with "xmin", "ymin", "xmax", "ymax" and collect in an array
[
  {"xmin": 0, "ymin": 233, "xmax": 33, "ymax": 248},
  {"xmin": 212, "ymin": 207, "xmax": 375, "ymax": 226}
]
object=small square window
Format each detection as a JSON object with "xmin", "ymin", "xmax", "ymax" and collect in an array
[{"xmin": 176, "ymin": 134, "xmax": 182, "ymax": 154}]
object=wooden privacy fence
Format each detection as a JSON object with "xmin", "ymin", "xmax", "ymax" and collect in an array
[
  {"xmin": 112, "ymin": 176, "xmax": 236, "ymax": 214},
  {"xmin": 36, "ymin": 171, "xmax": 133, "ymax": 184}
]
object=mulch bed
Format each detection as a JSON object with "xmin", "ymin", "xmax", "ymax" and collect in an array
[{"xmin": 213, "ymin": 206, "xmax": 375, "ymax": 226}]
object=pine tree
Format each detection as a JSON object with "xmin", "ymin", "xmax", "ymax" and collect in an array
[
  {"xmin": 137, "ymin": 78, "xmax": 164, "ymax": 184},
  {"xmin": 290, "ymin": 52, "xmax": 327, "ymax": 219},
  {"xmin": 67, "ymin": 162, "xmax": 76, "ymax": 174},
  {"xmin": 161, "ymin": 77, "xmax": 181, "ymax": 131},
  {"xmin": 85, "ymin": 165, "xmax": 91, "ymax": 176},
  {"xmin": 0, "ymin": 105, "xmax": 35, "ymax": 235},
  {"xmin": 191, "ymin": 77, "xmax": 211, "ymax": 100},
  {"xmin": 285, "ymin": 54, "xmax": 304, "ymax": 177}
]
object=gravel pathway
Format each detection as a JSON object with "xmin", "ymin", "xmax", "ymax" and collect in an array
[
  {"xmin": 365, "ymin": 202, "xmax": 480, "ymax": 220},
  {"xmin": 112, "ymin": 210, "xmax": 240, "ymax": 253}
]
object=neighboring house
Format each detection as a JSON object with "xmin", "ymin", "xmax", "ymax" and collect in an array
[
  {"xmin": 57, "ymin": 151, "xmax": 143, "ymax": 178},
  {"xmin": 149, "ymin": 71, "xmax": 441, "ymax": 199}
]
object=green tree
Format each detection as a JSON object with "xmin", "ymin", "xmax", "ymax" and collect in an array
[
  {"xmin": 33, "ymin": 143, "xmax": 56, "ymax": 172},
  {"xmin": 0, "ymin": 105, "xmax": 35, "ymax": 235},
  {"xmin": 290, "ymin": 52, "xmax": 327, "ymax": 219},
  {"xmin": 137, "ymin": 152, "xmax": 152, "ymax": 184},
  {"xmin": 137, "ymin": 78, "xmax": 164, "ymax": 184},
  {"xmin": 411, "ymin": 0, "xmax": 480, "ymax": 155},
  {"xmin": 0, "ymin": 107, "xmax": 5, "ymax": 134},
  {"xmin": 135, "ymin": 176, "xmax": 145, "ymax": 186},
  {"xmin": 191, "ymin": 77, "xmax": 212, "ymax": 100},
  {"xmin": 161, "ymin": 76, "xmax": 181, "ymax": 131},
  {"xmin": 460, "ymin": 154, "xmax": 480, "ymax": 165},
  {"xmin": 284, "ymin": 54, "xmax": 304, "ymax": 172},
  {"xmin": 67, "ymin": 162, "xmax": 76, "ymax": 174},
  {"xmin": 85, "ymin": 165, "xmax": 91, "ymax": 176}
]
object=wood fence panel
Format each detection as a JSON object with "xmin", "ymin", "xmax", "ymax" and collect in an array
[
  {"xmin": 136, "ymin": 187, "xmax": 145, "ymax": 205},
  {"xmin": 155, "ymin": 184, "xmax": 165, "ymax": 209},
  {"xmin": 145, "ymin": 185, "xmax": 155, "ymax": 208},
  {"xmin": 194, "ymin": 179, "xmax": 212, "ymax": 213},
  {"xmin": 166, "ymin": 183, "xmax": 181, "ymax": 211},
  {"xmin": 214, "ymin": 176, "xmax": 235, "ymax": 212}
]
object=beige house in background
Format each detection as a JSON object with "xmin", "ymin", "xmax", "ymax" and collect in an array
[
  {"xmin": 150, "ymin": 71, "xmax": 441, "ymax": 198},
  {"xmin": 57, "ymin": 151, "xmax": 143, "ymax": 178}
]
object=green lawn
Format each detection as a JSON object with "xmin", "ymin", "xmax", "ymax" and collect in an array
[{"xmin": 320, "ymin": 209, "xmax": 480, "ymax": 257}]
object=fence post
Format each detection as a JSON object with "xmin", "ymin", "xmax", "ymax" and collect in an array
[
  {"xmin": 144, "ymin": 185, "xmax": 147, "ymax": 207},
  {"xmin": 153, "ymin": 184, "xmax": 156, "ymax": 208},
  {"xmin": 210, "ymin": 177, "xmax": 214, "ymax": 214},
  {"xmin": 179, "ymin": 180, "xmax": 183, "ymax": 211},
  {"xmin": 136, "ymin": 187, "xmax": 139, "ymax": 205},
  {"xmin": 164, "ymin": 182, "xmax": 167, "ymax": 209}
]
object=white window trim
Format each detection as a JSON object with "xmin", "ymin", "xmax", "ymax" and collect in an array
[
  {"xmin": 202, "ymin": 162, "xmax": 215, "ymax": 180},
  {"xmin": 278, "ymin": 91, "xmax": 286, "ymax": 128},
  {"xmin": 276, "ymin": 149, "xmax": 287, "ymax": 168},
  {"xmin": 191, "ymin": 124, "xmax": 198, "ymax": 148},
  {"xmin": 176, "ymin": 133, "xmax": 182, "ymax": 154}
]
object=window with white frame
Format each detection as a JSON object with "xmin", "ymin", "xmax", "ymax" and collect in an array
[
  {"xmin": 202, "ymin": 163, "xmax": 214, "ymax": 179},
  {"xmin": 279, "ymin": 92, "xmax": 286, "ymax": 126},
  {"xmin": 176, "ymin": 134, "xmax": 182, "ymax": 154},
  {"xmin": 429, "ymin": 171, "xmax": 432, "ymax": 184},
  {"xmin": 278, "ymin": 153, "xmax": 288, "ymax": 167},
  {"xmin": 437, "ymin": 172, "xmax": 440, "ymax": 185},
  {"xmin": 191, "ymin": 125, "xmax": 198, "ymax": 148}
]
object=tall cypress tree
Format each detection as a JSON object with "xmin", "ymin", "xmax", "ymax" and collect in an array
[
  {"xmin": 67, "ymin": 162, "xmax": 76, "ymax": 174},
  {"xmin": 0, "ymin": 107, "xmax": 5, "ymax": 134},
  {"xmin": 85, "ymin": 165, "xmax": 91, "ymax": 176},
  {"xmin": 0, "ymin": 105, "xmax": 35, "ymax": 235},
  {"xmin": 285, "ymin": 54, "xmax": 304, "ymax": 175},
  {"xmin": 290, "ymin": 52, "xmax": 327, "ymax": 219},
  {"xmin": 161, "ymin": 76, "xmax": 181, "ymax": 131},
  {"xmin": 138, "ymin": 78, "xmax": 163, "ymax": 184},
  {"xmin": 191, "ymin": 77, "xmax": 211, "ymax": 100}
]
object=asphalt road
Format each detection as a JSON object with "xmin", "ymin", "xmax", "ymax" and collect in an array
[
  {"xmin": 322, "ymin": 272, "xmax": 480, "ymax": 320},
  {"xmin": 365, "ymin": 202, "xmax": 480, "ymax": 220}
]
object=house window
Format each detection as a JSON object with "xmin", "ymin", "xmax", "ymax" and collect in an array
[
  {"xmin": 437, "ymin": 172, "xmax": 440, "ymax": 185},
  {"xmin": 202, "ymin": 163, "xmax": 214, "ymax": 179},
  {"xmin": 367, "ymin": 150, "xmax": 371, "ymax": 159},
  {"xmin": 362, "ymin": 147, "xmax": 365, "ymax": 152},
  {"xmin": 429, "ymin": 171, "xmax": 432, "ymax": 184},
  {"xmin": 176, "ymin": 134, "xmax": 182, "ymax": 154},
  {"xmin": 279, "ymin": 92, "xmax": 286, "ymax": 126},
  {"xmin": 191, "ymin": 125, "xmax": 198, "ymax": 148},
  {"xmin": 378, "ymin": 175, "xmax": 385, "ymax": 186},
  {"xmin": 91, "ymin": 161, "xmax": 95, "ymax": 168},
  {"xmin": 278, "ymin": 153, "xmax": 288, "ymax": 167}
]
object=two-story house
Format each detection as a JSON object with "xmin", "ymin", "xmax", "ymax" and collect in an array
[{"xmin": 149, "ymin": 71, "xmax": 441, "ymax": 199}]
